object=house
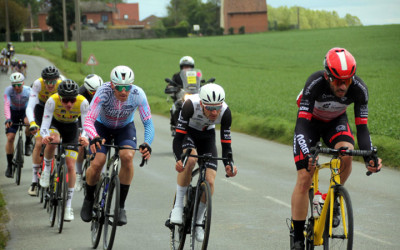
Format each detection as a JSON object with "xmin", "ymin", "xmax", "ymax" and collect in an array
[{"xmin": 221, "ymin": 0, "xmax": 268, "ymax": 34}]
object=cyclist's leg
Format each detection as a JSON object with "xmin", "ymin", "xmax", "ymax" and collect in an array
[
  {"xmin": 23, "ymin": 116, "xmax": 33, "ymax": 155},
  {"xmin": 5, "ymin": 130, "xmax": 16, "ymax": 177},
  {"xmin": 75, "ymin": 145, "xmax": 85, "ymax": 191}
]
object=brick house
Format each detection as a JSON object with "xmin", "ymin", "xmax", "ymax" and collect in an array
[{"xmin": 221, "ymin": 0, "xmax": 268, "ymax": 34}]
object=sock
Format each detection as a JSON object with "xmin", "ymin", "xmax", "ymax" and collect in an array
[
  {"xmin": 85, "ymin": 184, "xmax": 96, "ymax": 201},
  {"xmin": 173, "ymin": 184, "xmax": 188, "ymax": 209},
  {"xmin": 293, "ymin": 220, "xmax": 306, "ymax": 243},
  {"xmin": 66, "ymin": 188, "xmax": 74, "ymax": 207},
  {"xmin": 32, "ymin": 164, "xmax": 40, "ymax": 183},
  {"xmin": 196, "ymin": 201, "xmax": 207, "ymax": 224},
  {"xmin": 7, "ymin": 154, "xmax": 13, "ymax": 166},
  {"xmin": 44, "ymin": 157, "xmax": 52, "ymax": 173},
  {"xmin": 119, "ymin": 184, "xmax": 130, "ymax": 209},
  {"xmin": 75, "ymin": 161, "xmax": 83, "ymax": 174}
]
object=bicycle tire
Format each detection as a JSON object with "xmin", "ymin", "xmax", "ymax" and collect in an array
[
  {"xmin": 169, "ymin": 192, "xmax": 188, "ymax": 250},
  {"xmin": 57, "ymin": 165, "xmax": 68, "ymax": 233},
  {"xmin": 103, "ymin": 175, "xmax": 120, "ymax": 250},
  {"xmin": 322, "ymin": 185, "xmax": 353, "ymax": 250},
  {"xmin": 91, "ymin": 176, "xmax": 106, "ymax": 249},
  {"xmin": 15, "ymin": 136, "xmax": 23, "ymax": 185},
  {"xmin": 49, "ymin": 170, "xmax": 57, "ymax": 227},
  {"xmin": 305, "ymin": 188, "xmax": 315, "ymax": 250},
  {"xmin": 190, "ymin": 181, "xmax": 212, "ymax": 250}
]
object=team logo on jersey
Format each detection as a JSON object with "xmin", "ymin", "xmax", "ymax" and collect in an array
[{"xmin": 336, "ymin": 125, "xmax": 346, "ymax": 132}]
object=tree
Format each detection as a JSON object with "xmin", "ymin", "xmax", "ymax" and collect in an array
[
  {"xmin": 47, "ymin": 0, "xmax": 74, "ymax": 40},
  {"xmin": 0, "ymin": 0, "xmax": 29, "ymax": 33}
]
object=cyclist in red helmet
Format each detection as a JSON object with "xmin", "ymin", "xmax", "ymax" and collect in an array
[{"xmin": 291, "ymin": 48, "xmax": 382, "ymax": 250}]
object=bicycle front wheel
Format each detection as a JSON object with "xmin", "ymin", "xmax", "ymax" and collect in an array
[
  {"xmin": 103, "ymin": 175, "xmax": 120, "ymax": 250},
  {"xmin": 92, "ymin": 176, "xmax": 106, "ymax": 249},
  {"xmin": 57, "ymin": 165, "xmax": 68, "ymax": 233},
  {"xmin": 15, "ymin": 136, "xmax": 24, "ymax": 185},
  {"xmin": 323, "ymin": 185, "xmax": 354, "ymax": 250},
  {"xmin": 305, "ymin": 188, "xmax": 315, "ymax": 250},
  {"xmin": 49, "ymin": 172, "xmax": 57, "ymax": 227},
  {"xmin": 190, "ymin": 181, "xmax": 212, "ymax": 250}
]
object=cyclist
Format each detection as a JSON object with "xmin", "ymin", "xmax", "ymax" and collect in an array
[
  {"xmin": 80, "ymin": 65, "xmax": 154, "ymax": 226},
  {"xmin": 291, "ymin": 48, "xmax": 382, "ymax": 250},
  {"xmin": 74, "ymin": 74, "xmax": 104, "ymax": 191},
  {"xmin": 4, "ymin": 72, "xmax": 32, "ymax": 177},
  {"xmin": 169, "ymin": 83, "xmax": 238, "ymax": 242},
  {"xmin": 26, "ymin": 66, "xmax": 63, "ymax": 196},
  {"xmin": 40, "ymin": 79, "xmax": 89, "ymax": 221}
]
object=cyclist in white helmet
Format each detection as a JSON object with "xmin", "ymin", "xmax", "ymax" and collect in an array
[
  {"xmin": 80, "ymin": 65, "xmax": 154, "ymax": 226},
  {"xmin": 169, "ymin": 83, "xmax": 238, "ymax": 242},
  {"xmin": 74, "ymin": 74, "xmax": 104, "ymax": 191}
]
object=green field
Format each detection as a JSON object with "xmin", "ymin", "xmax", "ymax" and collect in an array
[{"xmin": 15, "ymin": 25, "xmax": 400, "ymax": 168}]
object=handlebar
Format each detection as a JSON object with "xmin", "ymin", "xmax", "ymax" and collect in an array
[
  {"xmin": 309, "ymin": 142, "xmax": 379, "ymax": 176},
  {"xmin": 101, "ymin": 144, "xmax": 147, "ymax": 167},
  {"xmin": 40, "ymin": 142, "xmax": 82, "ymax": 157}
]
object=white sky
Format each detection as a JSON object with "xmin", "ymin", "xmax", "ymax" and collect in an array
[{"xmin": 127, "ymin": 0, "xmax": 400, "ymax": 26}]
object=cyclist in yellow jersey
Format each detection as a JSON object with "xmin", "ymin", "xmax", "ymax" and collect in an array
[
  {"xmin": 40, "ymin": 79, "xmax": 89, "ymax": 221},
  {"xmin": 26, "ymin": 66, "xmax": 62, "ymax": 195}
]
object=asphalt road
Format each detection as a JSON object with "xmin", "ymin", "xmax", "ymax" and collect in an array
[{"xmin": 0, "ymin": 55, "xmax": 399, "ymax": 249}]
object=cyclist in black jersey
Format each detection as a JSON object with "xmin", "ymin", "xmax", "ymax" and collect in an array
[
  {"xmin": 169, "ymin": 83, "xmax": 237, "ymax": 242},
  {"xmin": 291, "ymin": 48, "xmax": 382, "ymax": 250}
]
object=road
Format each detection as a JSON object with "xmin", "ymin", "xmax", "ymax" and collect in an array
[{"xmin": 0, "ymin": 55, "xmax": 399, "ymax": 249}]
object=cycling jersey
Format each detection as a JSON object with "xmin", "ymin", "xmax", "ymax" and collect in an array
[
  {"xmin": 40, "ymin": 94, "xmax": 89, "ymax": 138},
  {"xmin": 83, "ymin": 82, "xmax": 154, "ymax": 145},
  {"xmin": 78, "ymin": 85, "xmax": 93, "ymax": 103},
  {"xmin": 26, "ymin": 78, "xmax": 62, "ymax": 124},
  {"xmin": 294, "ymin": 70, "xmax": 372, "ymax": 165},
  {"xmin": 173, "ymin": 94, "xmax": 233, "ymax": 166},
  {"xmin": 3, "ymin": 85, "xmax": 30, "ymax": 120}
]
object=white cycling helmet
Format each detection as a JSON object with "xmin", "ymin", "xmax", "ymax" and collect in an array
[
  {"xmin": 10, "ymin": 72, "xmax": 25, "ymax": 83},
  {"xmin": 199, "ymin": 83, "xmax": 225, "ymax": 105},
  {"xmin": 110, "ymin": 65, "xmax": 134, "ymax": 85},
  {"xmin": 179, "ymin": 56, "xmax": 195, "ymax": 69},
  {"xmin": 84, "ymin": 74, "xmax": 104, "ymax": 92}
]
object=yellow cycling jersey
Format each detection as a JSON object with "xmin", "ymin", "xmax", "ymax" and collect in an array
[
  {"xmin": 49, "ymin": 94, "xmax": 86, "ymax": 123},
  {"xmin": 38, "ymin": 78, "xmax": 62, "ymax": 104}
]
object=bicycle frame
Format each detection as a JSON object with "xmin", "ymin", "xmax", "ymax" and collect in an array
[{"xmin": 311, "ymin": 158, "xmax": 346, "ymax": 245}]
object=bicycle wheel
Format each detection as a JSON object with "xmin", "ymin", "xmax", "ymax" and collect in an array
[
  {"xmin": 92, "ymin": 176, "xmax": 106, "ymax": 249},
  {"xmin": 323, "ymin": 186, "xmax": 353, "ymax": 250},
  {"xmin": 15, "ymin": 136, "xmax": 23, "ymax": 185},
  {"xmin": 57, "ymin": 165, "xmax": 68, "ymax": 233},
  {"xmin": 305, "ymin": 188, "xmax": 315, "ymax": 250},
  {"xmin": 169, "ymin": 191, "xmax": 189, "ymax": 250},
  {"xmin": 103, "ymin": 175, "xmax": 120, "ymax": 250},
  {"xmin": 49, "ymin": 170, "xmax": 57, "ymax": 227},
  {"xmin": 190, "ymin": 181, "xmax": 212, "ymax": 250}
]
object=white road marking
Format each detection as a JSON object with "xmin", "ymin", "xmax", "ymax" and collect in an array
[
  {"xmin": 265, "ymin": 196, "xmax": 291, "ymax": 208},
  {"xmin": 220, "ymin": 178, "xmax": 252, "ymax": 191}
]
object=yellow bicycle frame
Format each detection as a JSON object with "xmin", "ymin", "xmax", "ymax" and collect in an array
[{"xmin": 310, "ymin": 158, "xmax": 348, "ymax": 246}]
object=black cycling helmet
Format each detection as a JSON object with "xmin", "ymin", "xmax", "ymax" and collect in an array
[
  {"xmin": 58, "ymin": 79, "xmax": 78, "ymax": 98},
  {"xmin": 7, "ymin": 42, "xmax": 12, "ymax": 49},
  {"xmin": 41, "ymin": 66, "xmax": 60, "ymax": 80}
]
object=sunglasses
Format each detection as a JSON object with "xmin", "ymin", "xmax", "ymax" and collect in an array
[
  {"xmin": 61, "ymin": 97, "xmax": 77, "ymax": 104},
  {"xmin": 329, "ymin": 77, "xmax": 353, "ymax": 87},
  {"xmin": 12, "ymin": 83, "xmax": 23, "ymax": 88},
  {"xmin": 45, "ymin": 79, "xmax": 58, "ymax": 85},
  {"xmin": 204, "ymin": 104, "xmax": 222, "ymax": 111},
  {"xmin": 114, "ymin": 85, "xmax": 132, "ymax": 92},
  {"xmin": 88, "ymin": 90, "xmax": 96, "ymax": 95}
]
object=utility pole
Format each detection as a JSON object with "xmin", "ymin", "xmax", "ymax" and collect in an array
[
  {"xmin": 63, "ymin": 0, "xmax": 68, "ymax": 48},
  {"xmin": 5, "ymin": 0, "xmax": 10, "ymax": 42},
  {"xmin": 297, "ymin": 7, "xmax": 300, "ymax": 30},
  {"xmin": 74, "ymin": 0, "xmax": 82, "ymax": 62}
]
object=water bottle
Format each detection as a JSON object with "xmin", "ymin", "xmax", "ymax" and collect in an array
[{"xmin": 313, "ymin": 191, "xmax": 322, "ymax": 218}]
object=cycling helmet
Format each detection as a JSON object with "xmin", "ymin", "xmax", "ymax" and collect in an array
[
  {"xmin": 179, "ymin": 56, "xmax": 195, "ymax": 69},
  {"xmin": 58, "ymin": 79, "xmax": 78, "ymax": 98},
  {"xmin": 10, "ymin": 72, "xmax": 25, "ymax": 83},
  {"xmin": 199, "ymin": 83, "xmax": 225, "ymax": 105},
  {"xmin": 110, "ymin": 65, "xmax": 134, "ymax": 85},
  {"xmin": 7, "ymin": 42, "xmax": 12, "ymax": 49},
  {"xmin": 41, "ymin": 66, "xmax": 60, "ymax": 80},
  {"xmin": 324, "ymin": 48, "xmax": 356, "ymax": 80},
  {"xmin": 84, "ymin": 74, "xmax": 104, "ymax": 92}
]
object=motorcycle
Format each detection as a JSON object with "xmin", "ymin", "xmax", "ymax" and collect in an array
[{"xmin": 164, "ymin": 68, "xmax": 215, "ymax": 136}]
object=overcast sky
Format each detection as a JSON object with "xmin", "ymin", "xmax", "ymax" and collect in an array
[{"xmin": 127, "ymin": 0, "xmax": 400, "ymax": 26}]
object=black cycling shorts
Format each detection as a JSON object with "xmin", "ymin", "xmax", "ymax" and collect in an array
[
  {"xmin": 5, "ymin": 109, "xmax": 26, "ymax": 134},
  {"xmin": 51, "ymin": 119, "xmax": 79, "ymax": 152}
]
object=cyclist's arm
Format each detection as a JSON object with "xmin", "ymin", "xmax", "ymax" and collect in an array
[
  {"xmin": 3, "ymin": 88, "xmax": 11, "ymax": 120},
  {"xmin": 137, "ymin": 89, "xmax": 155, "ymax": 145},
  {"xmin": 83, "ymin": 93, "xmax": 102, "ymax": 140},
  {"xmin": 220, "ymin": 107, "xmax": 233, "ymax": 166},
  {"xmin": 26, "ymin": 80, "xmax": 41, "ymax": 124},
  {"xmin": 40, "ymin": 98, "xmax": 55, "ymax": 138},
  {"xmin": 172, "ymin": 99, "xmax": 194, "ymax": 161}
]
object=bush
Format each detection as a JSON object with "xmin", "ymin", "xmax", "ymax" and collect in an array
[
  {"xmin": 61, "ymin": 46, "xmax": 76, "ymax": 62},
  {"xmin": 228, "ymin": 27, "xmax": 234, "ymax": 35},
  {"xmin": 239, "ymin": 26, "xmax": 245, "ymax": 34},
  {"xmin": 165, "ymin": 26, "xmax": 188, "ymax": 38}
]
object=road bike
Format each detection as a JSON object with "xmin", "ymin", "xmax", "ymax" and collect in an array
[
  {"xmin": 165, "ymin": 149, "xmax": 233, "ymax": 250},
  {"xmin": 288, "ymin": 142, "xmax": 378, "ymax": 249},
  {"xmin": 8, "ymin": 120, "xmax": 28, "ymax": 185},
  {"xmin": 91, "ymin": 143, "xmax": 146, "ymax": 250},
  {"xmin": 42, "ymin": 142, "xmax": 80, "ymax": 233}
]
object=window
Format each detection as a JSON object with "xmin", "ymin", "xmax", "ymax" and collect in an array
[
  {"xmin": 102, "ymin": 14, "xmax": 108, "ymax": 23},
  {"xmin": 124, "ymin": 14, "xmax": 129, "ymax": 20}
]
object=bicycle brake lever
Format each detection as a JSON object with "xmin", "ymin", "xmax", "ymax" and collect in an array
[{"xmin": 139, "ymin": 157, "xmax": 147, "ymax": 167}]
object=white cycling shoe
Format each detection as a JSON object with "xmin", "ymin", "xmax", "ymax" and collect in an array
[
  {"xmin": 195, "ymin": 226, "xmax": 204, "ymax": 242},
  {"xmin": 39, "ymin": 171, "xmax": 50, "ymax": 188},
  {"xmin": 74, "ymin": 174, "xmax": 84, "ymax": 191},
  {"xmin": 170, "ymin": 207, "xmax": 183, "ymax": 224},
  {"xmin": 64, "ymin": 207, "xmax": 74, "ymax": 221}
]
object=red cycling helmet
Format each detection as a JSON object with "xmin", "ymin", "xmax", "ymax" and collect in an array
[{"xmin": 324, "ymin": 48, "xmax": 356, "ymax": 80}]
